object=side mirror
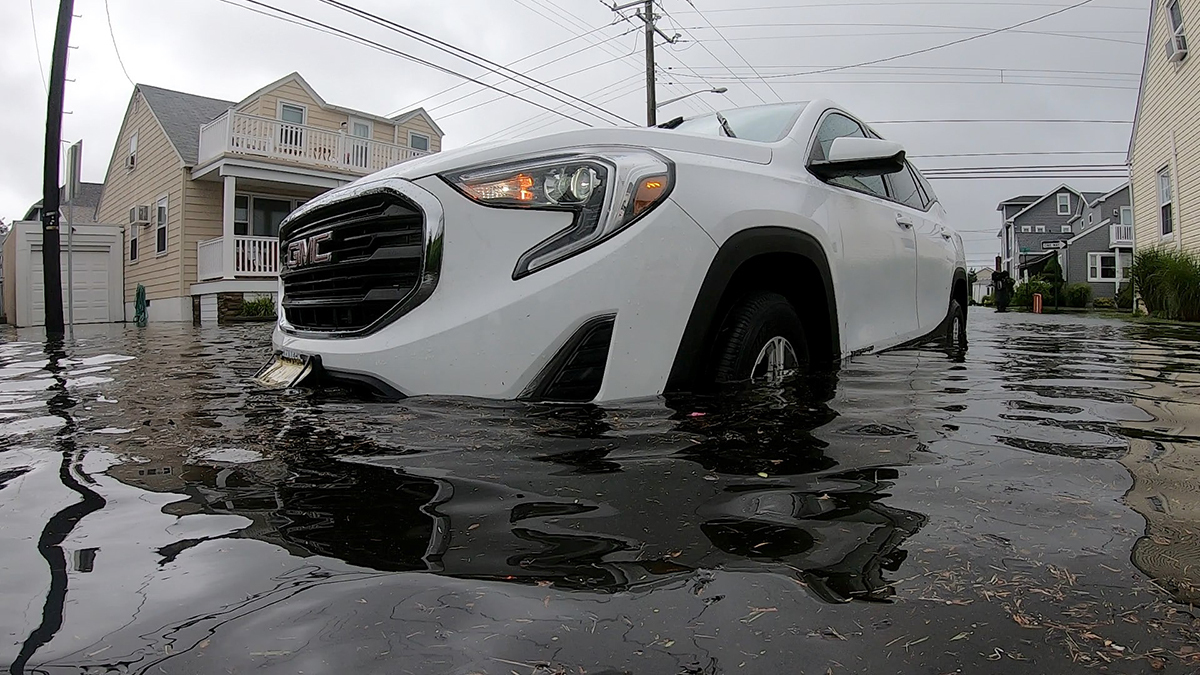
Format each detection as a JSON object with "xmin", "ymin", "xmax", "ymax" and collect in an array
[{"xmin": 809, "ymin": 137, "xmax": 906, "ymax": 179}]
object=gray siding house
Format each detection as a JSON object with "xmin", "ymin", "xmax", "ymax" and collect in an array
[
  {"xmin": 996, "ymin": 184, "xmax": 1120, "ymax": 280},
  {"xmin": 1061, "ymin": 184, "xmax": 1134, "ymax": 300}
]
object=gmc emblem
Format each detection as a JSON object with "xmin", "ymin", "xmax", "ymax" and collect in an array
[{"xmin": 285, "ymin": 231, "xmax": 332, "ymax": 269}]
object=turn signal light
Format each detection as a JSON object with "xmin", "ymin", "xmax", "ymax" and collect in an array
[
  {"xmin": 463, "ymin": 173, "xmax": 536, "ymax": 202},
  {"xmin": 632, "ymin": 175, "xmax": 668, "ymax": 216}
]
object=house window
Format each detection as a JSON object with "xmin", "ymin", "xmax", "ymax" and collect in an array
[
  {"xmin": 1088, "ymin": 214, "xmax": 1094, "ymax": 224},
  {"xmin": 1168, "ymin": 0, "xmax": 1187, "ymax": 50},
  {"xmin": 234, "ymin": 194, "xmax": 303, "ymax": 238},
  {"xmin": 1061, "ymin": 224, "xmax": 1072, "ymax": 233},
  {"xmin": 129, "ymin": 224, "xmax": 139, "ymax": 262},
  {"xmin": 278, "ymin": 102, "xmax": 306, "ymax": 150},
  {"xmin": 1035, "ymin": 225, "xmax": 1046, "ymax": 233},
  {"xmin": 128, "ymin": 132, "xmax": 138, "ymax": 170},
  {"xmin": 1120, "ymin": 206, "xmax": 1132, "ymax": 226},
  {"xmin": 1057, "ymin": 193, "xmax": 1070, "ymax": 215},
  {"xmin": 409, "ymin": 132, "xmax": 430, "ymax": 152},
  {"xmin": 155, "ymin": 196, "xmax": 168, "ymax": 254},
  {"xmin": 1021, "ymin": 225, "xmax": 1032, "ymax": 233},
  {"xmin": 1159, "ymin": 167, "xmax": 1174, "ymax": 236},
  {"xmin": 1088, "ymin": 252, "xmax": 1117, "ymax": 281}
]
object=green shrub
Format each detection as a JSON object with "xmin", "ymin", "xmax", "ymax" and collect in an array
[
  {"xmin": 1064, "ymin": 283, "xmax": 1092, "ymax": 308},
  {"xmin": 981, "ymin": 295, "xmax": 994, "ymax": 307},
  {"xmin": 1116, "ymin": 282, "xmax": 1133, "ymax": 310},
  {"xmin": 240, "ymin": 295, "xmax": 277, "ymax": 318},
  {"xmin": 1094, "ymin": 297, "xmax": 1117, "ymax": 310},
  {"xmin": 1132, "ymin": 247, "xmax": 1200, "ymax": 321},
  {"xmin": 1013, "ymin": 279, "xmax": 1052, "ymax": 307}
]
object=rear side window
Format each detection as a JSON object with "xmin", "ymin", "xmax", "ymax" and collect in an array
[
  {"xmin": 912, "ymin": 166, "xmax": 938, "ymax": 205},
  {"xmin": 810, "ymin": 112, "xmax": 888, "ymax": 199},
  {"xmin": 886, "ymin": 163, "xmax": 926, "ymax": 210}
]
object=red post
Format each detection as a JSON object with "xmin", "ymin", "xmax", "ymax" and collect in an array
[{"xmin": 1033, "ymin": 293, "xmax": 1043, "ymax": 314}]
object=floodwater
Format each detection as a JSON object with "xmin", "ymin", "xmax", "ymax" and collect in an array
[{"xmin": 1, "ymin": 312, "xmax": 1199, "ymax": 674}]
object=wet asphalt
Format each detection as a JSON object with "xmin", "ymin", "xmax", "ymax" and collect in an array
[{"xmin": 1, "ymin": 310, "xmax": 1199, "ymax": 674}]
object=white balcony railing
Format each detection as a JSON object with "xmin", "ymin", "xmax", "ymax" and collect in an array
[
  {"xmin": 196, "ymin": 236, "xmax": 280, "ymax": 281},
  {"xmin": 197, "ymin": 110, "xmax": 429, "ymax": 174},
  {"xmin": 1111, "ymin": 222, "xmax": 1134, "ymax": 247}
]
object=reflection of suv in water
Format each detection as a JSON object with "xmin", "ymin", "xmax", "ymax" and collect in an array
[{"xmin": 262, "ymin": 100, "xmax": 967, "ymax": 401}]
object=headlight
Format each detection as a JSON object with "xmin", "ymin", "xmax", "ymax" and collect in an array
[{"xmin": 442, "ymin": 148, "xmax": 673, "ymax": 278}]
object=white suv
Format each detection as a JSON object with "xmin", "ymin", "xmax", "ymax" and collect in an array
[{"xmin": 261, "ymin": 100, "xmax": 966, "ymax": 401}]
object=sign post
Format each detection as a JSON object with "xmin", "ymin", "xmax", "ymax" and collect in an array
[{"xmin": 65, "ymin": 140, "xmax": 82, "ymax": 330}]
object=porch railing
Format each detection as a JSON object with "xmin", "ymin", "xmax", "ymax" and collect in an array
[
  {"xmin": 197, "ymin": 110, "xmax": 430, "ymax": 174},
  {"xmin": 1111, "ymin": 223, "xmax": 1134, "ymax": 246},
  {"xmin": 196, "ymin": 236, "xmax": 280, "ymax": 281}
]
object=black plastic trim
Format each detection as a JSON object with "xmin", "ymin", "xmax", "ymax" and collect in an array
[
  {"xmin": 520, "ymin": 314, "xmax": 617, "ymax": 402},
  {"xmin": 665, "ymin": 227, "xmax": 839, "ymax": 393}
]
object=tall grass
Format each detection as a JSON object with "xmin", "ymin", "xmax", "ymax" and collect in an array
[{"xmin": 1132, "ymin": 247, "xmax": 1200, "ymax": 321}]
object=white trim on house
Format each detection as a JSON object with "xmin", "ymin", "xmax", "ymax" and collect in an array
[
  {"xmin": 276, "ymin": 99, "xmax": 308, "ymax": 124},
  {"xmin": 1021, "ymin": 225, "xmax": 1032, "ymax": 233},
  {"xmin": 391, "ymin": 106, "xmax": 445, "ymax": 138},
  {"xmin": 1088, "ymin": 251, "xmax": 1119, "ymax": 282},
  {"xmin": 155, "ymin": 193, "xmax": 169, "ymax": 256},
  {"xmin": 1067, "ymin": 219, "xmax": 1109, "ymax": 244},
  {"xmin": 1158, "ymin": 165, "xmax": 1175, "ymax": 239},
  {"xmin": 1035, "ymin": 225, "xmax": 1047, "ymax": 233},
  {"xmin": 1088, "ymin": 181, "xmax": 1131, "ymax": 207},
  {"xmin": 1128, "ymin": 4, "xmax": 1160, "ymax": 163},
  {"xmin": 348, "ymin": 116, "xmax": 373, "ymax": 139},
  {"xmin": 1008, "ymin": 184, "xmax": 1086, "ymax": 222},
  {"xmin": 407, "ymin": 130, "xmax": 431, "ymax": 152},
  {"xmin": 1057, "ymin": 192, "xmax": 1071, "ymax": 215},
  {"xmin": 191, "ymin": 158, "xmax": 353, "ymax": 189}
]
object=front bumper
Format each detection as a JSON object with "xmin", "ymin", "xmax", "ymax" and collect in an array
[{"xmin": 273, "ymin": 175, "xmax": 717, "ymax": 401}]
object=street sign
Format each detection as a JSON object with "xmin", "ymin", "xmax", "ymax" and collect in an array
[
  {"xmin": 65, "ymin": 140, "xmax": 82, "ymax": 328},
  {"xmin": 1042, "ymin": 240, "xmax": 1067, "ymax": 250}
]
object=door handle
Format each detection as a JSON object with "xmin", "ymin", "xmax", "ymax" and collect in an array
[{"xmin": 896, "ymin": 215, "xmax": 914, "ymax": 229}]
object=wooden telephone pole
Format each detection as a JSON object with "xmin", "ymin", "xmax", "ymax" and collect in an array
[
  {"xmin": 40, "ymin": 0, "xmax": 76, "ymax": 334},
  {"xmin": 611, "ymin": 0, "xmax": 678, "ymax": 126}
]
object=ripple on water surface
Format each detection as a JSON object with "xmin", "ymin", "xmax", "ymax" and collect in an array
[{"xmin": 1, "ymin": 314, "xmax": 1199, "ymax": 674}]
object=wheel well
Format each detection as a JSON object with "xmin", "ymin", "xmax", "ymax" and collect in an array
[
  {"xmin": 666, "ymin": 227, "xmax": 839, "ymax": 393},
  {"xmin": 953, "ymin": 273, "xmax": 968, "ymax": 313},
  {"xmin": 717, "ymin": 253, "xmax": 835, "ymax": 365}
]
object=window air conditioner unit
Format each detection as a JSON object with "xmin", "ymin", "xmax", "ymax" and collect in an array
[
  {"xmin": 1166, "ymin": 33, "xmax": 1188, "ymax": 62},
  {"xmin": 129, "ymin": 205, "xmax": 151, "ymax": 226},
  {"xmin": 125, "ymin": 154, "xmax": 136, "ymax": 170}
]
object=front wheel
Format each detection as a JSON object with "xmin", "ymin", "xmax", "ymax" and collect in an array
[
  {"xmin": 711, "ymin": 292, "xmax": 810, "ymax": 384},
  {"xmin": 946, "ymin": 299, "xmax": 967, "ymax": 348}
]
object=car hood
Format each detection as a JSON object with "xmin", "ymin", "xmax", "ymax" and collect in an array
[{"xmin": 364, "ymin": 127, "xmax": 773, "ymax": 183}]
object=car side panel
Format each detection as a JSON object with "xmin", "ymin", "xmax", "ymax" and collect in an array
[{"xmin": 914, "ymin": 205, "xmax": 958, "ymax": 330}]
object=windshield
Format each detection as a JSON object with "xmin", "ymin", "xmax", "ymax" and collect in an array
[{"xmin": 669, "ymin": 102, "xmax": 809, "ymax": 143}]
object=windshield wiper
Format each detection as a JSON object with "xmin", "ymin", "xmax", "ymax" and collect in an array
[
  {"xmin": 658, "ymin": 116, "xmax": 684, "ymax": 129},
  {"xmin": 716, "ymin": 112, "xmax": 737, "ymax": 138}
]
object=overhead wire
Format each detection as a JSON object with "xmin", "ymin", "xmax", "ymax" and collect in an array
[
  {"xmin": 216, "ymin": 0, "xmax": 598, "ymax": 128},
  {"xmin": 671, "ymin": 22, "xmax": 1144, "ymax": 47},
  {"xmin": 391, "ymin": 22, "xmax": 618, "ymax": 115},
  {"xmin": 477, "ymin": 74, "xmax": 646, "ymax": 143},
  {"xmin": 673, "ymin": 0, "xmax": 784, "ymax": 102},
  {"xmin": 609, "ymin": 6, "xmax": 724, "ymax": 112},
  {"xmin": 28, "ymin": 0, "xmax": 47, "ymax": 93},
  {"xmin": 314, "ymin": 0, "xmax": 636, "ymax": 126},
  {"xmin": 104, "ymin": 0, "xmax": 135, "ymax": 86}
]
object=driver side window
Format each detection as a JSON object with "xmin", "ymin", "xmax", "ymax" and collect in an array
[{"xmin": 810, "ymin": 112, "xmax": 888, "ymax": 200}]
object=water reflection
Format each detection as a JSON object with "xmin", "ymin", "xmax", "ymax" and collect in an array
[{"xmin": 4, "ymin": 315, "xmax": 1200, "ymax": 673}]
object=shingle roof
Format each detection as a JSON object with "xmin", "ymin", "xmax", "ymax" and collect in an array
[
  {"xmin": 1082, "ymin": 192, "xmax": 1107, "ymax": 203},
  {"xmin": 138, "ymin": 84, "xmax": 234, "ymax": 165},
  {"xmin": 23, "ymin": 182, "xmax": 105, "ymax": 223}
]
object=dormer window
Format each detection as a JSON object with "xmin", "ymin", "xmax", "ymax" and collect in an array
[{"xmin": 1057, "ymin": 193, "xmax": 1070, "ymax": 215}]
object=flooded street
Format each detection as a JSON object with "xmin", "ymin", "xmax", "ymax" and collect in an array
[{"xmin": 2, "ymin": 311, "xmax": 1199, "ymax": 674}]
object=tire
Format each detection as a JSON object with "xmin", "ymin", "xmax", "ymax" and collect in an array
[
  {"xmin": 712, "ymin": 292, "xmax": 810, "ymax": 384},
  {"xmin": 946, "ymin": 299, "xmax": 967, "ymax": 347}
]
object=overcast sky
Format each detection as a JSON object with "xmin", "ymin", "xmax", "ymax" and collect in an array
[{"xmin": 1, "ymin": 0, "xmax": 1149, "ymax": 267}]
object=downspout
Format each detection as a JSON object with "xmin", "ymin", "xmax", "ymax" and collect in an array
[{"xmin": 1170, "ymin": 130, "xmax": 1182, "ymax": 251}]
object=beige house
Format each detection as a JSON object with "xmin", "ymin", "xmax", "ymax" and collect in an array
[
  {"xmin": 96, "ymin": 72, "xmax": 442, "ymax": 324},
  {"xmin": 1128, "ymin": 0, "xmax": 1198, "ymax": 254}
]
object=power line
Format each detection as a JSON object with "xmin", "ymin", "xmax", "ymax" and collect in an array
[
  {"xmin": 103, "ymin": 0, "xmax": 134, "ymax": 86},
  {"xmin": 437, "ymin": 47, "xmax": 641, "ymax": 120},
  {"xmin": 476, "ymin": 74, "xmax": 645, "ymax": 143},
  {"xmin": 666, "ymin": 2, "xmax": 1146, "ymax": 13},
  {"xmin": 658, "ymin": 77, "xmax": 1138, "ymax": 91},
  {"xmin": 671, "ymin": 64, "xmax": 1141, "ymax": 78},
  {"xmin": 314, "ymin": 0, "xmax": 636, "ymax": 126},
  {"xmin": 912, "ymin": 150, "xmax": 1127, "ymax": 158},
  {"xmin": 28, "ymin": 0, "xmax": 47, "ymax": 93},
  {"xmin": 724, "ymin": 0, "xmax": 1103, "ymax": 79},
  {"xmin": 217, "ymin": 0, "xmax": 598, "ymax": 128},
  {"xmin": 674, "ymin": 0, "xmax": 783, "ymax": 102},
  {"xmin": 671, "ymin": 22, "xmax": 1145, "ymax": 47},
  {"xmin": 873, "ymin": 118, "xmax": 1132, "ymax": 124},
  {"xmin": 427, "ymin": 27, "xmax": 640, "ymax": 117},
  {"xmin": 391, "ymin": 22, "xmax": 619, "ymax": 116}
]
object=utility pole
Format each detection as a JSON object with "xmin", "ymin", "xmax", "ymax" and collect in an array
[
  {"xmin": 612, "ymin": 0, "xmax": 678, "ymax": 127},
  {"xmin": 41, "ymin": 0, "xmax": 75, "ymax": 335},
  {"xmin": 643, "ymin": 0, "xmax": 655, "ymax": 126}
]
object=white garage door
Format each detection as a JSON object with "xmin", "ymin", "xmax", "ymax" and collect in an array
[{"xmin": 30, "ymin": 249, "xmax": 112, "ymax": 325}]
